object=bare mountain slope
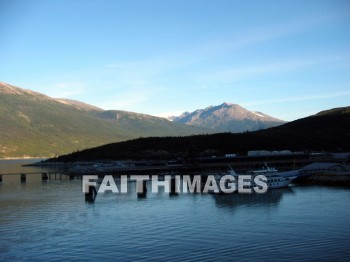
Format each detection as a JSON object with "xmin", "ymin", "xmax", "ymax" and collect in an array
[
  {"xmin": 0, "ymin": 82, "xmax": 209, "ymax": 157},
  {"xmin": 173, "ymin": 102, "xmax": 285, "ymax": 132}
]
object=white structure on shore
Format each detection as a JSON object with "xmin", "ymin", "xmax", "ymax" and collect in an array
[
  {"xmin": 247, "ymin": 150, "xmax": 302, "ymax": 157},
  {"xmin": 301, "ymin": 162, "xmax": 350, "ymax": 175}
]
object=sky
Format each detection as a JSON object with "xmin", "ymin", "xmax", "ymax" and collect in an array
[{"xmin": 0, "ymin": 0, "xmax": 349, "ymax": 121}]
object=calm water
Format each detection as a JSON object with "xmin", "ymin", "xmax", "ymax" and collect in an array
[{"xmin": 1, "ymin": 160, "xmax": 350, "ymax": 261}]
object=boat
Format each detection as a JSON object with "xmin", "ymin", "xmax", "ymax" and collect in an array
[
  {"xmin": 247, "ymin": 163, "xmax": 297, "ymax": 189},
  {"xmin": 214, "ymin": 164, "xmax": 297, "ymax": 193}
]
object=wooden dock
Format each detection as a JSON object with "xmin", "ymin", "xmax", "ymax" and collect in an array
[
  {"xmin": 0, "ymin": 155, "xmax": 345, "ymax": 184},
  {"xmin": 0, "ymin": 172, "xmax": 75, "ymax": 182}
]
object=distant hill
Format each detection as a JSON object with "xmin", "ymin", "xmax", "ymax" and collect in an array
[
  {"xmin": 0, "ymin": 82, "xmax": 209, "ymax": 158},
  {"xmin": 50, "ymin": 106, "xmax": 350, "ymax": 162},
  {"xmin": 315, "ymin": 106, "xmax": 350, "ymax": 116},
  {"xmin": 172, "ymin": 102, "xmax": 285, "ymax": 132},
  {"xmin": 55, "ymin": 98, "xmax": 103, "ymax": 111}
]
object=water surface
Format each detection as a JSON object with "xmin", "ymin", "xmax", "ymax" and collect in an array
[{"xmin": 1, "ymin": 160, "xmax": 350, "ymax": 261}]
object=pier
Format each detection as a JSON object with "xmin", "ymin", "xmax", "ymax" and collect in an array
[
  {"xmin": 0, "ymin": 171, "xmax": 76, "ymax": 182},
  {"xmin": 1, "ymin": 155, "xmax": 349, "ymax": 187}
]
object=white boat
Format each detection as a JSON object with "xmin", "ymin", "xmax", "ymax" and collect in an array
[
  {"xmin": 214, "ymin": 164, "xmax": 296, "ymax": 192},
  {"xmin": 247, "ymin": 164, "xmax": 297, "ymax": 189}
]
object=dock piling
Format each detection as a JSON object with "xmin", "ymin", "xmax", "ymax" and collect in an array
[
  {"xmin": 170, "ymin": 177, "xmax": 180, "ymax": 195},
  {"xmin": 20, "ymin": 174, "xmax": 26, "ymax": 183},
  {"xmin": 42, "ymin": 173, "xmax": 49, "ymax": 181},
  {"xmin": 137, "ymin": 180, "xmax": 147, "ymax": 198},
  {"xmin": 0, "ymin": 175, "xmax": 2, "ymax": 183},
  {"xmin": 85, "ymin": 185, "xmax": 97, "ymax": 203}
]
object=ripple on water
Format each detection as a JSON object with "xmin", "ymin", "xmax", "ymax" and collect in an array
[{"xmin": 1, "ymin": 178, "xmax": 350, "ymax": 261}]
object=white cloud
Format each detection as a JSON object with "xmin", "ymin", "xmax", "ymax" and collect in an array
[
  {"xmin": 103, "ymin": 17, "xmax": 325, "ymax": 83},
  {"xmin": 94, "ymin": 87, "xmax": 156, "ymax": 110},
  {"xmin": 154, "ymin": 110, "xmax": 184, "ymax": 118},
  {"xmin": 242, "ymin": 91, "xmax": 350, "ymax": 106},
  {"xmin": 196, "ymin": 55, "xmax": 348, "ymax": 84},
  {"xmin": 49, "ymin": 82, "xmax": 86, "ymax": 98},
  {"xmin": 33, "ymin": 14, "xmax": 346, "ymax": 114}
]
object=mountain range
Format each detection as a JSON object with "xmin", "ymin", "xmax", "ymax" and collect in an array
[
  {"xmin": 50, "ymin": 106, "xmax": 350, "ymax": 162},
  {"xmin": 2, "ymin": 81, "xmax": 331, "ymax": 159},
  {"xmin": 172, "ymin": 102, "xmax": 285, "ymax": 132},
  {"xmin": 0, "ymin": 82, "xmax": 207, "ymax": 158}
]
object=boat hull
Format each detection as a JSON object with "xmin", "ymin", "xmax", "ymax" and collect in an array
[{"xmin": 266, "ymin": 176, "xmax": 297, "ymax": 189}]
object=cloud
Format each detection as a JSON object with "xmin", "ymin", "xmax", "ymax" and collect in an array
[
  {"xmin": 169, "ymin": 15, "xmax": 331, "ymax": 65},
  {"xmin": 49, "ymin": 82, "xmax": 86, "ymax": 98},
  {"xmin": 38, "ymin": 14, "xmax": 346, "ymax": 113},
  {"xmin": 102, "ymin": 14, "xmax": 344, "ymax": 95},
  {"xmin": 104, "ymin": 17, "xmax": 324, "ymax": 79},
  {"xmin": 242, "ymin": 90, "xmax": 350, "ymax": 106},
  {"xmin": 154, "ymin": 110, "xmax": 185, "ymax": 118},
  {"xmin": 94, "ymin": 86, "xmax": 158, "ymax": 110},
  {"xmin": 196, "ymin": 54, "xmax": 349, "ymax": 84}
]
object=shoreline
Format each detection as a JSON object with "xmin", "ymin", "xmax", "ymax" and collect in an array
[
  {"xmin": 302, "ymin": 173, "xmax": 350, "ymax": 187},
  {"xmin": 0, "ymin": 157, "xmax": 49, "ymax": 160}
]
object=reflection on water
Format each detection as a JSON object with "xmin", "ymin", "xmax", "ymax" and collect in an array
[
  {"xmin": 1, "ymin": 160, "xmax": 350, "ymax": 261},
  {"xmin": 213, "ymin": 188, "xmax": 294, "ymax": 209}
]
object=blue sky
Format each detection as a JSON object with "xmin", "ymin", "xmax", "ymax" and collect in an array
[{"xmin": 1, "ymin": 0, "xmax": 349, "ymax": 121}]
